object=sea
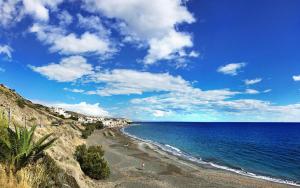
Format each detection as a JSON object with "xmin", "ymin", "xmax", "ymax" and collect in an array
[{"xmin": 122, "ymin": 122, "xmax": 300, "ymax": 186}]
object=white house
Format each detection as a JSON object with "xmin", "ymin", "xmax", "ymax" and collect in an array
[{"xmin": 51, "ymin": 107, "xmax": 71, "ymax": 118}]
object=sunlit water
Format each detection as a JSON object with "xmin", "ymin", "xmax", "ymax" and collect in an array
[{"xmin": 123, "ymin": 122, "xmax": 300, "ymax": 186}]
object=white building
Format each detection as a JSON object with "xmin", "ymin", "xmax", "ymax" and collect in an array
[
  {"xmin": 51, "ymin": 107, "xmax": 71, "ymax": 118},
  {"xmin": 78, "ymin": 116, "xmax": 105, "ymax": 124}
]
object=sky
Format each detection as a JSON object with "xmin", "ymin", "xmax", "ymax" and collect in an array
[{"xmin": 1, "ymin": 0, "xmax": 300, "ymax": 122}]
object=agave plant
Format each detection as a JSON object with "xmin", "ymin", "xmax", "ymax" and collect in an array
[{"xmin": 0, "ymin": 124, "xmax": 57, "ymax": 173}]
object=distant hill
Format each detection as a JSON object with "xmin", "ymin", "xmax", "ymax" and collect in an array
[{"xmin": 0, "ymin": 84, "xmax": 85, "ymax": 127}]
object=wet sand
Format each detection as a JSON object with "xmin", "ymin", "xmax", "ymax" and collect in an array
[{"xmin": 87, "ymin": 128, "xmax": 296, "ymax": 188}]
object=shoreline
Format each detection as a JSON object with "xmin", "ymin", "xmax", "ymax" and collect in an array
[
  {"xmin": 86, "ymin": 127, "xmax": 297, "ymax": 188},
  {"xmin": 120, "ymin": 125, "xmax": 300, "ymax": 187}
]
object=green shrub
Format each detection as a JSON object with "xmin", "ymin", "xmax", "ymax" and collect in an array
[
  {"xmin": 69, "ymin": 116, "xmax": 78, "ymax": 121},
  {"xmin": 93, "ymin": 121, "xmax": 104, "ymax": 129},
  {"xmin": 0, "ymin": 124, "xmax": 57, "ymax": 173},
  {"xmin": 74, "ymin": 144, "xmax": 110, "ymax": 180},
  {"xmin": 16, "ymin": 99, "xmax": 26, "ymax": 108},
  {"xmin": 81, "ymin": 126, "xmax": 94, "ymax": 139},
  {"xmin": 81, "ymin": 121, "xmax": 104, "ymax": 139},
  {"xmin": 39, "ymin": 155, "xmax": 80, "ymax": 188},
  {"xmin": 58, "ymin": 114, "xmax": 65, "ymax": 119}
]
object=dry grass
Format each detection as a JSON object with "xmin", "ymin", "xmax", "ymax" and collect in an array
[{"xmin": 0, "ymin": 163, "xmax": 47, "ymax": 188}]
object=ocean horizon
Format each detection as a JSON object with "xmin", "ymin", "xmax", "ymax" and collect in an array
[{"xmin": 123, "ymin": 122, "xmax": 300, "ymax": 186}]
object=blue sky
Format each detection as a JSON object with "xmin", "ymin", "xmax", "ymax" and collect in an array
[{"xmin": 1, "ymin": 0, "xmax": 300, "ymax": 121}]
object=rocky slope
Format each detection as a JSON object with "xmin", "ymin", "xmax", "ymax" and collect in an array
[{"xmin": 0, "ymin": 84, "xmax": 118, "ymax": 187}]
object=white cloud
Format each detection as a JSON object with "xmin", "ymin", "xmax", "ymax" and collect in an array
[
  {"xmin": 129, "ymin": 91, "xmax": 300, "ymax": 121},
  {"xmin": 51, "ymin": 32, "xmax": 111, "ymax": 55},
  {"xmin": 87, "ymin": 69, "xmax": 217, "ymax": 96},
  {"xmin": 217, "ymin": 63, "xmax": 246, "ymax": 76},
  {"xmin": 293, "ymin": 75, "xmax": 300, "ymax": 81},
  {"xmin": 57, "ymin": 10, "xmax": 73, "ymax": 26},
  {"xmin": 22, "ymin": 0, "xmax": 62, "ymax": 21},
  {"xmin": 0, "ymin": 0, "xmax": 62, "ymax": 27},
  {"xmin": 29, "ymin": 23, "xmax": 113, "ymax": 56},
  {"xmin": 0, "ymin": 44, "xmax": 13, "ymax": 58},
  {"xmin": 55, "ymin": 102, "xmax": 109, "ymax": 117},
  {"xmin": 263, "ymin": 89, "xmax": 272, "ymax": 93},
  {"xmin": 63, "ymin": 88, "xmax": 85, "ymax": 93},
  {"xmin": 51, "ymin": 102, "xmax": 109, "ymax": 117},
  {"xmin": 145, "ymin": 30, "xmax": 193, "ymax": 64},
  {"xmin": 30, "ymin": 56, "xmax": 93, "ymax": 82},
  {"xmin": 188, "ymin": 50, "xmax": 200, "ymax": 58},
  {"xmin": 77, "ymin": 14, "xmax": 109, "ymax": 36},
  {"xmin": 83, "ymin": 0, "xmax": 196, "ymax": 64},
  {"xmin": 87, "ymin": 69, "xmax": 191, "ymax": 96},
  {"xmin": 153, "ymin": 110, "xmax": 171, "ymax": 117},
  {"xmin": 0, "ymin": 67, "xmax": 5, "ymax": 72},
  {"xmin": 0, "ymin": 0, "xmax": 23, "ymax": 27},
  {"xmin": 245, "ymin": 89, "xmax": 259, "ymax": 94},
  {"xmin": 244, "ymin": 78, "xmax": 262, "ymax": 85}
]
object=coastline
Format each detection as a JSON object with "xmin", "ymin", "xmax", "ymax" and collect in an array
[
  {"xmin": 121, "ymin": 125, "xmax": 300, "ymax": 187},
  {"xmin": 86, "ymin": 127, "xmax": 297, "ymax": 188}
]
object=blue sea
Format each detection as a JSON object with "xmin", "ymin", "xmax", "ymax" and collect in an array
[{"xmin": 123, "ymin": 122, "xmax": 300, "ymax": 186}]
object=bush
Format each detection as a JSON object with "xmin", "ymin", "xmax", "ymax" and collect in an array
[
  {"xmin": 81, "ymin": 126, "xmax": 94, "ymax": 139},
  {"xmin": 16, "ymin": 99, "xmax": 26, "ymax": 108},
  {"xmin": 39, "ymin": 155, "xmax": 80, "ymax": 188},
  {"xmin": 69, "ymin": 116, "xmax": 78, "ymax": 121},
  {"xmin": 58, "ymin": 114, "xmax": 65, "ymax": 119},
  {"xmin": 51, "ymin": 120, "xmax": 63, "ymax": 126},
  {"xmin": 0, "ymin": 124, "xmax": 57, "ymax": 173},
  {"xmin": 92, "ymin": 121, "xmax": 104, "ymax": 129},
  {"xmin": 74, "ymin": 145, "xmax": 110, "ymax": 180},
  {"xmin": 81, "ymin": 121, "xmax": 104, "ymax": 139}
]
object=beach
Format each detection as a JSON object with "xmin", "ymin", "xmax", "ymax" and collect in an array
[{"xmin": 86, "ymin": 128, "xmax": 296, "ymax": 188}]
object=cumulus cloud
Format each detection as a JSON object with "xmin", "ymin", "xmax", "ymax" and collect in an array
[
  {"xmin": 63, "ymin": 88, "xmax": 85, "ymax": 93},
  {"xmin": 244, "ymin": 78, "xmax": 262, "ymax": 85},
  {"xmin": 77, "ymin": 14, "xmax": 109, "ymax": 36},
  {"xmin": 57, "ymin": 10, "xmax": 73, "ymax": 26},
  {"xmin": 293, "ymin": 75, "xmax": 300, "ymax": 81},
  {"xmin": 83, "ymin": 0, "xmax": 196, "ymax": 64},
  {"xmin": 0, "ymin": 0, "xmax": 23, "ymax": 27},
  {"xmin": 217, "ymin": 63, "xmax": 246, "ymax": 76},
  {"xmin": 0, "ymin": 0, "xmax": 63, "ymax": 27},
  {"xmin": 54, "ymin": 102, "xmax": 109, "ymax": 117},
  {"xmin": 0, "ymin": 44, "xmax": 13, "ymax": 58},
  {"xmin": 245, "ymin": 89, "xmax": 259, "ymax": 94},
  {"xmin": 50, "ymin": 102, "xmax": 110, "ymax": 117},
  {"xmin": 30, "ymin": 56, "xmax": 93, "ymax": 82},
  {"xmin": 23, "ymin": 0, "xmax": 62, "ymax": 21},
  {"xmin": 87, "ymin": 69, "xmax": 197, "ymax": 96},
  {"xmin": 145, "ymin": 30, "xmax": 193, "ymax": 64},
  {"xmin": 153, "ymin": 110, "xmax": 171, "ymax": 117},
  {"xmin": 130, "ymin": 91, "xmax": 300, "ymax": 121},
  {"xmin": 29, "ymin": 23, "xmax": 113, "ymax": 56},
  {"xmin": 87, "ymin": 69, "xmax": 189, "ymax": 95}
]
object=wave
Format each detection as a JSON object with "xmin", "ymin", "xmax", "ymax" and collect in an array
[{"xmin": 121, "ymin": 127, "xmax": 300, "ymax": 187}]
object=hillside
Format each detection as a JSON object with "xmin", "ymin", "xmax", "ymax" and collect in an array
[{"xmin": 0, "ymin": 84, "xmax": 116, "ymax": 187}]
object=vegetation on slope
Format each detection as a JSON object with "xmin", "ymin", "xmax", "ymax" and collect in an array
[
  {"xmin": 81, "ymin": 121, "xmax": 104, "ymax": 139},
  {"xmin": 0, "ymin": 112, "xmax": 59, "ymax": 187},
  {"xmin": 0, "ymin": 124, "xmax": 57, "ymax": 173},
  {"xmin": 75, "ymin": 144, "xmax": 110, "ymax": 180}
]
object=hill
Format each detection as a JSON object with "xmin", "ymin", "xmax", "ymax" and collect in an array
[{"xmin": 0, "ymin": 84, "xmax": 123, "ymax": 187}]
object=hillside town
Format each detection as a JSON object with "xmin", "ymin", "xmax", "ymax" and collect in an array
[{"xmin": 50, "ymin": 106, "xmax": 131, "ymax": 128}]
